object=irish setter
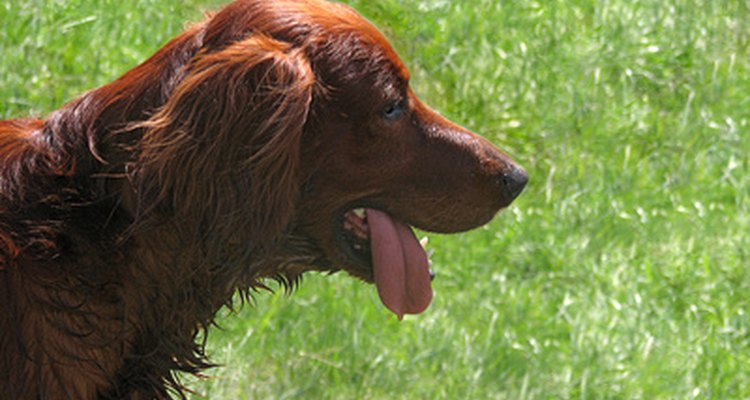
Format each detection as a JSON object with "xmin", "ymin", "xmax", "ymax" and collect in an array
[{"xmin": 0, "ymin": 0, "xmax": 527, "ymax": 398}]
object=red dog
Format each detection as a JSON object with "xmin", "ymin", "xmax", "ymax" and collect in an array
[{"xmin": 0, "ymin": 0, "xmax": 527, "ymax": 398}]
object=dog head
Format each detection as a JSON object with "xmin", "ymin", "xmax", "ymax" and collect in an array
[{"xmin": 134, "ymin": 0, "xmax": 527, "ymax": 318}]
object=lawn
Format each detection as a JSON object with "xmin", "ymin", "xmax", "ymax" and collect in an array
[{"xmin": 2, "ymin": 0, "xmax": 750, "ymax": 398}]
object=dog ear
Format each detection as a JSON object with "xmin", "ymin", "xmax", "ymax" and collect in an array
[{"xmin": 132, "ymin": 35, "xmax": 314, "ymax": 251}]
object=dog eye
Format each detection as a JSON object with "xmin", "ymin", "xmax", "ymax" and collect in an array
[{"xmin": 381, "ymin": 101, "xmax": 406, "ymax": 121}]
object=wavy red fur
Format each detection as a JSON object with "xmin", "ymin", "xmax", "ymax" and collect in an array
[{"xmin": 0, "ymin": 1, "xmax": 527, "ymax": 398}]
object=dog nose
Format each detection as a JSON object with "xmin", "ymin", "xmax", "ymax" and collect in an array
[{"xmin": 501, "ymin": 165, "xmax": 528, "ymax": 201}]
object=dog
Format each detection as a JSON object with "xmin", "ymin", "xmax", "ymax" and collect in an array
[{"xmin": 0, "ymin": 0, "xmax": 527, "ymax": 398}]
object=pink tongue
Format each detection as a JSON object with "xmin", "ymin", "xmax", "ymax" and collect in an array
[{"xmin": 366, "ymin": 209, "xmax": 433, "ymax": 320}]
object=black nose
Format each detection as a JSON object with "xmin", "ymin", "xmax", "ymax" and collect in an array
[{"xmin": 501, "ymin": 165, "xmax": 528, "ymax": 201}]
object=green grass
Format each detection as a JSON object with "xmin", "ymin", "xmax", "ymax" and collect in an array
[{"xmin": 2, "ymin": 0, "xmax": 750, "ymax": 398}]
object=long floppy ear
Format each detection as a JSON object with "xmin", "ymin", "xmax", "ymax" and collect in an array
[{"xmin": 131, "ymin": 35, "xmax": 314, "ymax": 251}]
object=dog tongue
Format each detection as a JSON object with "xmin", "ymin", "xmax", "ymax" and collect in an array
[{"xmin": 366, "ymin": 209, "xmax": 433, "ymax": 320}]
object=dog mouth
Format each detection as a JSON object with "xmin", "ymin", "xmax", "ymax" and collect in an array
[{"xmin": 338, "ymin": 208, "xmax": 434, "ymax": 319}]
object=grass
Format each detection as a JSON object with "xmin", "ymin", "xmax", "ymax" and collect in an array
[{"xmin": 2, "ymin": 0, "xmax": 750, "ymax": 398}]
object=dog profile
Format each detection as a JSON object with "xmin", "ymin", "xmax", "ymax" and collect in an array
[{"xmin": 0, "ymin": 0, "xmax": 527, "ymax": 398}]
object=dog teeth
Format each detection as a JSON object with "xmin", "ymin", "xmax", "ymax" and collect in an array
[
  {"xmin": 420, "ymin": 237, "xmax": 434, "ymax": 258},
  {"xmin": 352, "ymin": 208, "xmax": 366, "ymax": 219}
]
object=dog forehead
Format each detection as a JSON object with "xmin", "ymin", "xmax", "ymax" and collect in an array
[
  {"xmin": 271, "ymin": 0, "xmax": 410, "ymax": 79},
  {"xmin": 285, "ymin": 0, "xmax": 409, "ymax": 80},
  {"xmin": 206, "ymin": 0, "xmax": 410, "ymax": 82}
]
